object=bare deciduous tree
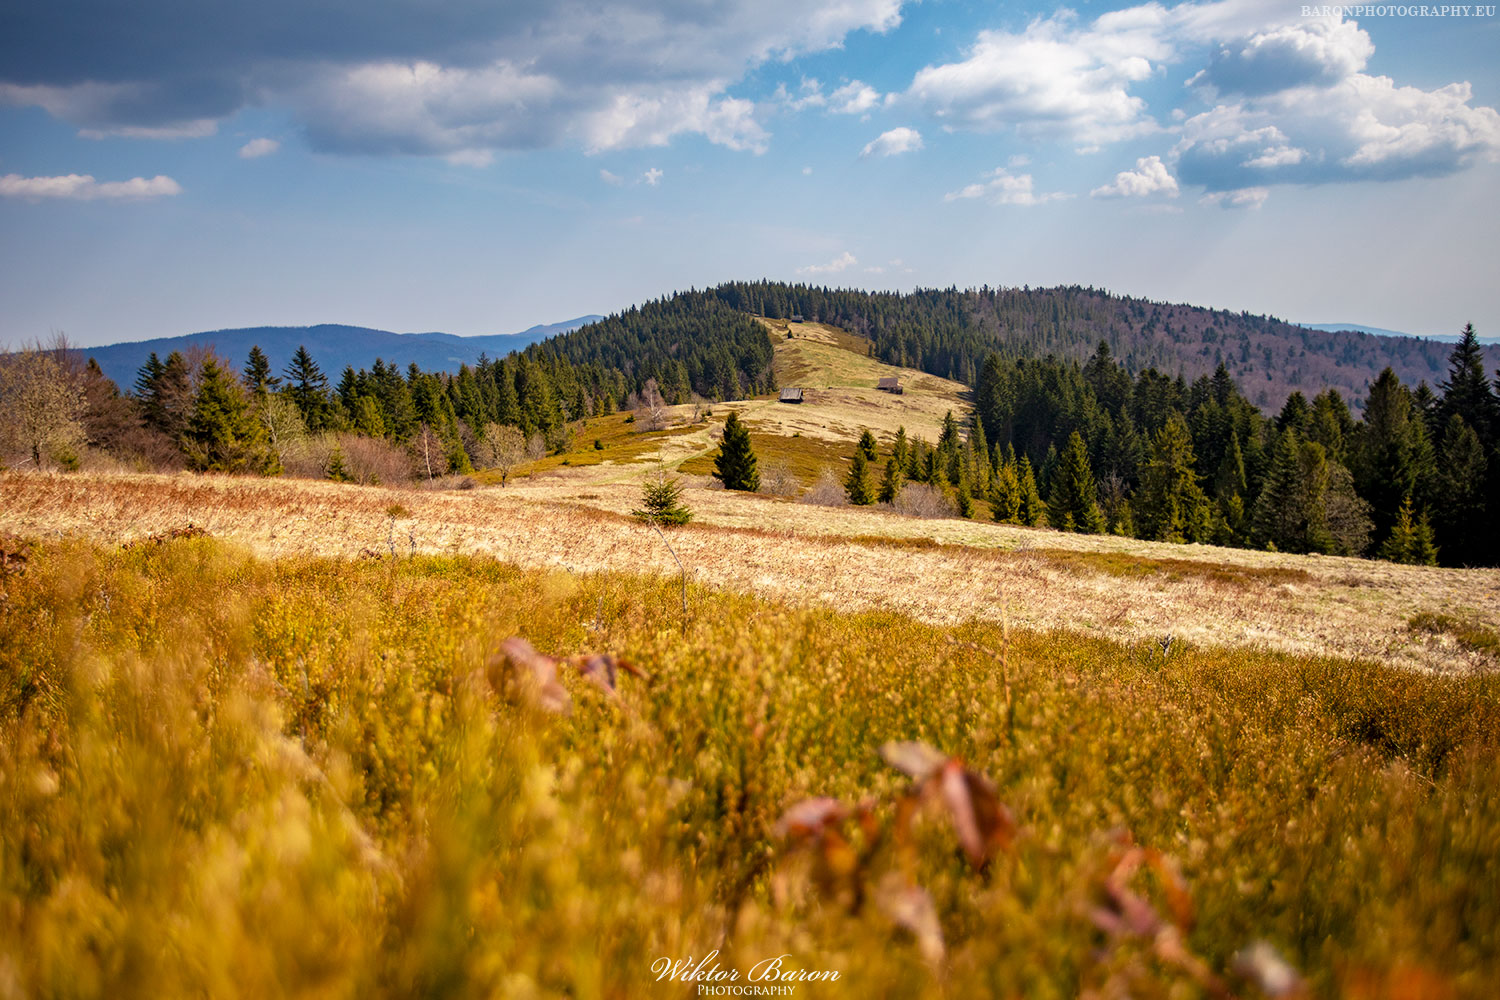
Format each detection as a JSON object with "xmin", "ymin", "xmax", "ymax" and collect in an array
[
  {"xmin": 478, "ymin": 422, "xmax": 526, "ymax": 486},
  {"xmin": 638, "ymin": 377, "xmax": 667, "ymax": 431},
  {"xmin": 257, "ymin": 392, "xmax": 307, "ymax": 467},
  {"xmin": 0, "ymin": 334, "xmax": 86, "ymax": 470}
]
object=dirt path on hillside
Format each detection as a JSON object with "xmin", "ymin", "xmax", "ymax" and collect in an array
[{"xmin": 4, "ymin": 471, "xmax": 1497, "ymax": 673}]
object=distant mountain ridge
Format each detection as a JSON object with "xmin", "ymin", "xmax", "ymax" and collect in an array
[
  {"xmin": 84, "ymin": 317, "xmax": 603, "ymax": 386},
  {"xmin": 1304, "ymin": 322, "xmax": 1500, "ymax": 345}
]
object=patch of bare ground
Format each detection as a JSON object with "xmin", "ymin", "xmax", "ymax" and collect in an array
[{"xmin": 4, "ymin": 469, "xmax": 1497, "ymax": 673}]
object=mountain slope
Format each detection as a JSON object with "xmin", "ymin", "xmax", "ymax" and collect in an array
[
  {"xmin": 84, "ymin": 317, "xmax": 602, "ymax": 386},
  {"xmin": 705, "ymin": 282, "xmax": 1498, "ymax": 410}
]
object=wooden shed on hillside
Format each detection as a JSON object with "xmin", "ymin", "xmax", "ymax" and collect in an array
[
  {"xmin": 779, "ymin": 387, "xmax": 804, "ymax": 404},
  {"xmin": 876, "ymin": 376, "xmax": 903, "ymax": 394}
]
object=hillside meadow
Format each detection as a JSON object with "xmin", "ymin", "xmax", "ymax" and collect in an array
[{"xmin": 2, "ymin": 530, "xmax": 1498, "ymax": 999}]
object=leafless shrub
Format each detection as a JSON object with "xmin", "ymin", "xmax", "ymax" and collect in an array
[
  {"xmin": 340, "ymin": 434, "xmax": 413, "ymax": 486},
  {"xmin": 760, "ymin": 460, "xmax": 799, "ymax": 497},
  {"xmin": 799, "ymin": 467, "xmax": 847, "ymax": 507},
  {"xmin": 891, "ymin": 482, "xmax": 956, "ymax": 519},
  {"xmin": 525, "ymin": 432, "xmax": 547, "ymax": 461}
]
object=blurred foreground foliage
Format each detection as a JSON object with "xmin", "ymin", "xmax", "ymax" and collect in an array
[{"xmin": 1, "ymin": 537, "xmax": 1497, "ymax": 998}]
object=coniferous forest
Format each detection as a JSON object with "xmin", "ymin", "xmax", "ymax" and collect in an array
[{"xmin": 4, "ymin": 284, "xmax": 1497, "ymax": 566}]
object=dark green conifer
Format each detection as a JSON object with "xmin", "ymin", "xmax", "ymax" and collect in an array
[{"xmin": 713, "ymin": 410, "xmax": 760, "ymax": 491}]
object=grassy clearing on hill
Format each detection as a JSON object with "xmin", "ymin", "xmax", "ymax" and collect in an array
[
  {"xmin": 5, "ymin": 471, "xmax": 1496, "ymax": 673},
  {"xmin": 2, "ymin": 537, "xmax": 1497, "ymax": 998}
]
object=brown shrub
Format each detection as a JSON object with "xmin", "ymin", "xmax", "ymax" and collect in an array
[
  {"xmin": 799, "ymin": 467, "xmax": 847, "ymax": 507},
  {"xmin": 891, "ymin": 482, "xmax": 956, "ymax": 519}
]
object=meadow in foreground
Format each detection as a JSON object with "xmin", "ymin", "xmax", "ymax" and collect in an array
[{"xmin": 2, "ymin": 537, "xmax": 1497, "ymax": 998}]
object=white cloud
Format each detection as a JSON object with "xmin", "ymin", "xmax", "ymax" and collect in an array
[
  {"xmin": 945, "ymin": 167, "xmax": 1066, "ymax": 206},
  {"xmin": 902, "ymin": 1, "xmax": 1497, "ymax": 192},
  {"xmin": 2, "ymin": 0, "xmax": 908, "ymax": 158},
  {"xmin": 0, "ymin": 173, "xmax": 182, "ymax": 201},
  {"xmin": 238, "ymin": 137, "xmax": 280, "ymax": 159},
  {"xmin": 1189, "ymin": 17, "xmax": 1373, "ymax": 97},
  {"xmin": 599, "ymin": 168, "xmax": 624, "ymax": 186},
  {"xmin": 802, "ymin": 165, "xmax": 813, "ymax": 175},
  {"xmin": 798, "ymin": 250, "xmax": 858, "ymax": 275},
  {"xmin": 861, "ymin": 126, "xmax": 923, "ymax": 157},
  {"xmin": 444, "ymin": 148, "xmax": 493, "ymax": 167},
  {"xmin": 1091, "ymin": 154, "xmax": 1179, "ymax": 198},
  {"xmin": 830, "ymin": 81, "xmax": 882, "ymax": 114},
  {"xmin": 1199, "ymin": 186, "xmax": 1268, "ymax": 208},
  {"xmin": 908, "ymin": 11, "xmax": 1171, "ymax": 145},
  {"xmin": 642, "ymin": 167, "xmax": 663, "ymax": 186}
]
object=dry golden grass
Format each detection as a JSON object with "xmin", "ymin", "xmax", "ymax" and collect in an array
[{"xmin": 5, "ymin": 469, "xmax": 1497, "ymax": 674}]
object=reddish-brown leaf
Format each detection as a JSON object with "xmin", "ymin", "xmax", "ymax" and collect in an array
[
  {"xmin": 774, "ymin": 797, "xmax": 847, "ymax": 839},
  {"xmin": 874, "ymin": 873, "xmax": 945, "ymax": 966},
  {"xmin": 880, "ymin": 740, "xmax": 949, "ymax": 782}
]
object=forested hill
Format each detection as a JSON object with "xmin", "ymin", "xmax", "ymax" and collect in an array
[{"xmin": 543, "ymin": 282, "xmax": 1492, "ymax": 411}]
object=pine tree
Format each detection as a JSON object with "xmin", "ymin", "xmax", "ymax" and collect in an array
[
  {"xmin": 182, "ymin": 357, "xmax": 274, "ymax": 473},
  {"xmin": 1378, "ymin": 497, "xmax": 1438, "ymax": 565},
  {"xmin": 713, "ymin": 410, "xmax": 760, "ymax": 491},
  {"xmin": 990, "ymin": 460, "xmax": 1022, "ymax": 524},
  {"xmin": 1437, "ymin": 323, "xmax": 1499, "ymax": 447},
  {"xmin": 326, "ymin": 446, "xmax": 351, "ymax": 482},
  {"xmin": 845, "ymin": 450, "xmax": 875, "ymax": 505},
  {"xmin": 1047, "ymin": 431, "xmax": 1104, "ymax": 533},
  {"xmin": 856, "ymin": 428, "xmax": 878, "ymax": 463},
  {"xmin": 243, "ymin": 346, "xmax": 278, "ymax": 396},
  {"xmin": 283, "ymin": 345, "xmax": 332, "ymax": 432},
  {"xmin": 878, "ymin": 457, "xmax": 905, "ymax": 504},
  {"xmin": 1352, "ymin": 368, "xmax": 1435, "ymax": 551},
  {"xmin": 1017, "ymin": 455, "xmax": 1047, "ymax": 527},
  {"xmin": 1135, "ymin": 412, "xmax": 1212, "ymax": 543},
  {"xmin": 1434, "ymin": 414, "xmax": 1487, "ymax": 562},
  {"xmin": 632, "ymin": 472, "xmax": 693, "ymax": 525}
]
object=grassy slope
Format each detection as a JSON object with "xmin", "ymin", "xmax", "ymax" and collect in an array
[
  {"xmin": 2, "ymin": 538, "xmax": 1496, "ymax": 998},
  {"xmin": 4, "ymin": 470, "xmax": 1498, "ymax": 673}
]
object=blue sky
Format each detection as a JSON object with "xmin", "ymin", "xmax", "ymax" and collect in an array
[{"xmin": 2, "ymin": 0, "xmax": 1497, "ymax": 348}]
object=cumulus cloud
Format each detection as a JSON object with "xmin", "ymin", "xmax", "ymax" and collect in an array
[
  {"xmin": 1190, "ymin": 17, "xmax": 1373, "ymax": 97},
  {"xmin": 860, "ymin": 126, "xmax": 923, "ymax": 157},
  {"xmin": 944, "ymin": 167, "xmax": 1066, "ymax": 206},
  {"xmin": 642, "ymin": 167, "xmax": 663, "ymax": 186},
  {"xmin": 238, "ymin": 137, "xmax": 280, "ymax": 158},
  {"xmin": 908, "ymin": 9, "xmax": 1172, "ymax": 145},
  {"xmin": 798, "ymin": 250, "xmax": 858, "ymax": 275},
  {"xmin": 0, "ymin": 173, "xmax": 182, "ymax": 201},
  {"xmin": 903, "ymin": 2, "xmax": 1498, "ymax": 193},
  {"xmin": 0, "ymin": 0, "xmax": 906, "ymax": 157},
  {"xmin": 830, "ymin": 80, "xmax": 882, "ymax": 114},
  {"xmin": 1091, "ymin": 155, "xmax": 1179, "ymax": 198}
]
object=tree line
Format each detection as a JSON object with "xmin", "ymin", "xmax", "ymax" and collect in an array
[{"xmin": 809, "ymin": 327, "xmax": 1494, "ymax": 566}]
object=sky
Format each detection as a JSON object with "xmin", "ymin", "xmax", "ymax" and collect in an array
[{"xmin": 1, "ymin": 0, "xmax": 1497, "ymax": 348}]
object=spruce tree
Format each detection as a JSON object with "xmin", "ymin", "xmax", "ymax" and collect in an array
[
  {"xmin": 713, "ymin": 410, "xmax": 760, "ymax": 491},
  {"xmin": 1047, "ymin": 431, "xmax": 1104, "ymax": 533},
  {"xmin": 845, "ymin": 450, "xmax": 875, "ymax": 505},
  {"xmin": 1352, "ymin": 367, "xmax": 1435, "ymax": 548},
  {"xmin": 856, "ymin": 428, "xmax": 878, "ymax": 463},
  {"xmin": 1437, "ymin": 323, "xmax": 1498, "ymax": 446},
  {"xmin": 1017, "ymin": 455, "xmax": 1047, "ymax": 527},
  {"xmin": 1434, "ymin": 414, "xmax": 1487, "ymax": 562},
  {"xmin": 284, "ymin": 345, "xmax": 332, "ymax": 432},
  {"xmin": 243, "ymin": 346, "xmax": 278, "ymax": 397},
  {"xmin": 990, "ymin": 460, "xmax": 1022, "ymax": 524},
  {"xmin": 183, "ymin": 357, "xmax": 273, "ymax": 473},
  {"xmin": 632, "ymin": 472, "xmax": 693, "ymax": 525},
  {"xmin": 1378, "ymin": 498, "xmax": 1437, "ymax": 565},
  {"xmin": 878, "ymin": 457, "xmax": 905, "ymax": 504},
  {"xmin": 1136, "ymin": 412, "xmax": 1212, "ymax": 543}
]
